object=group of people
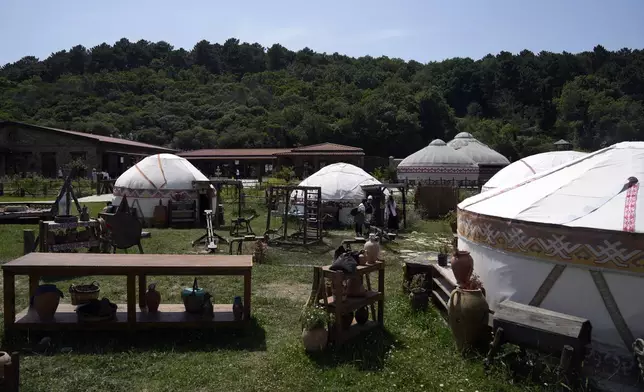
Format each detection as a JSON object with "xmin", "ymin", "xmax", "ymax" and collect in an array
[{"xmin": 352, "ymin": 194, "xmax": 399, "ymax": 238}]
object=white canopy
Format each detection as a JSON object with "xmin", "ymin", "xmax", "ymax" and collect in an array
[
  {"xmin": 113, "ymin": 153, "xmax": 212, "ymax": 221},
  {"xmin": 447, "ymin": 132, "xmax": 510, "ymax": 166},
  {"xmin": 292, "ymin": 163, "xmax": 385, "ymax": 224},
  {"xmin": 457, "ymin": 142, "xmax": 644, "ymax": 358},
  {"xmin": 396, "ymin": 139, "xmax": 479, "ymax": 181},
  {"xmin": 481, "ymin": 150, "xmax": 589, "ymax": 192}
]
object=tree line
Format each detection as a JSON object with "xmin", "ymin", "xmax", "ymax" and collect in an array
[{"xmin": 1, "ymin": 38, "xmax": 643, "ymax": 161}]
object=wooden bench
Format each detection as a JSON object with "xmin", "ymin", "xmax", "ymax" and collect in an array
[
  {"xmin": 2, "ymin": 253, "xmax": 252, "ymax": 335},
  {"xmin": 486, "ymin": 300, "xmax": 592, "ymax": 376}
]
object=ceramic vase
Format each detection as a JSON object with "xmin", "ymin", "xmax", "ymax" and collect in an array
[
  {"xmin": 302, "ymin": 328, "xmax": 328, "ymax": 352},
  {"xmin": 0, "ymin": 351, "xmax": 11, "ymax": 378},
  {"xmin": 145, "ymin": 283, "xmax": 161, "ymax": 312},
  {"xmin": 363, "ymin": 235, "xmax": 380, "ymax": 264},
  {"xmin": 233, "ymin": 296, "xmax": 244, "ymax": 321},
  {"xmin": 447, "ymin": 288, "xmax": 490, "ymax": 352},
  {"xmin": 451, "ymin": 250, "xmax": 474, "ymax": 287},
  {"xmin": 31, "ymin": 284, "xmax": 64, "ymax": 321}
]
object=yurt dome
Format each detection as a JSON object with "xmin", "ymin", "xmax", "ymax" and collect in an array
[
  {"xmin": 113, "ymin": 153, "xmax": 212, "ymax": 222},
  {"xmin": 292, "ymin": 163, "xmax": 385, "ymax": 224},
  {"xmin": 481, "ymin": 150, "xmax": 589, "ymax": 192},
  {"xmin": 447, "ymin": 132, "xmax": 510, "ymax": 166},
  {"xmin": 396, "ymin": 139, "xmax": 479, "ymax": 182},
  {"xmin": 457, "ymin": 142, "xmax": 644, "ymax": 361}
]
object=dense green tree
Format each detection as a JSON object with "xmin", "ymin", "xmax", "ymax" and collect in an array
[{"xmin": 1, "ymin": 38, "xmax": 643, "ymax": 159}]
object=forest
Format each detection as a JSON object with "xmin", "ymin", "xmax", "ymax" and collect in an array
[{"xmin": 1, "ymin": 38, "xmax": 643, "ymax": 161}]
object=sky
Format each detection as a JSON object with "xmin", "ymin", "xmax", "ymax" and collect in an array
[{"xmin": 1, "ymin": 0, "xmax": 643, "ymax": 65}]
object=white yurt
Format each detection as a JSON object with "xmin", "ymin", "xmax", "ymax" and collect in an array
[
  {"xmin": 396, "ymin": 139, "xmax": 479, "ymax": 182},
  {"xmin": 447, "ymin": 132, "xmax": 509, "ymax": 181},
  {"xmin": 481, "ymin": 150, "xmax": 589, "ymax": 192},
  {"xmin": 113, "ymin": 153, "xmax": 215, "ymax": 222},
  {"xmin": 291, "ymin": 163, "xmax": 385, "ymax": 224},
  {"xmin": 457, "ymin": 142, "xmax": 644, "ymax": 369}
]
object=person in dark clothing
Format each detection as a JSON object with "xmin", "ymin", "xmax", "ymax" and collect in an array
[
  {"xmin": 386, "ymin": 195, "xmax": 399, "ymax": 232},
  {"xmin": 354, "ymin": 199, "xmax": 366, "ymax": 237}
]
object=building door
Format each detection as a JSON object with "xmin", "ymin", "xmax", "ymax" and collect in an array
[{"xmin": 41, "ymin": 152, "xmax": 57, "ymax": 178}]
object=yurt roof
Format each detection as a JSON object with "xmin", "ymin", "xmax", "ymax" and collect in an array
[
  {"xmin": 397, "ymin": 139, "xmax": 478, "ymax": 168},
  {"xmin": 459, "ymin": 142, "xmax": 644, "ymax": 232},
  {"xmin": 114, "ymin": 153, "xmax": 209, "ymax": 191},
  {"xmin": 294, "ymin": 162, "xmax": 383, "ymax": 202},
  {"xmin": 482, "ymin": 150, "xmax": 589, "ymax": 192},
  {"xmin": 447, "ymin": 133, "xmax": 510, "ymax": 165}
]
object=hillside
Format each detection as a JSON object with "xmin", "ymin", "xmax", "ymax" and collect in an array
[{"xmin": 1, "ymin": 38, "xmax": 643, "ymax": 161}]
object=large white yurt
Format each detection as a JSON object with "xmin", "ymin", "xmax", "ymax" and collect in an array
[
  {"xmin": 396, "ymin": 139, "xmax": 479, "ymax": 182},
  {"xmin": 481, "ymin": 150, "xmax": 589, "ymax": 192},
  {"xmin": 457, "ymin": 142, "xmax": 644, "ymax": 367},
  {"xmin": 113, "ymin": 153, "xmax": 214, "ymax": 222},
  {"xmin": 447, "ymin": 132, "xmax": 509, "ymax": 181},
  {"xmin": 292, "ymin": 162, "xmax": 385, "ymax": 224}
]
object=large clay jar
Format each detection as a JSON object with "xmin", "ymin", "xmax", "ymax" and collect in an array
[
  {"xmin": 31, "ymin": 284, "xmax": 64, "ymax": 321},
  {"xmin": 145, "ymin": 283, "xmax": 161, "ymax": 312},
  {"xmin": 0, "ymin": 351, "xmax": 11, "ymax": 378},
  {"xmin": 363, "ymin": 235, "xmax": 380, "ymax": 264},
  {"xmin": 451, "ymin": 250, "xmax": 474, "ymax": 287},
  {"xmin": 447, "ymin": 288, "xmax": 490, "ymax": 352},
  {"xmin": 302, "ymin": 327, "xmax": 328, "ymax": 352}
]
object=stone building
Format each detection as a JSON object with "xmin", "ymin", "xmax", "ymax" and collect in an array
[
  {"xmin": 0, "ymin": 121, "xmax": 174, "ymax": 178},
  {"xmin": 180, "ymin": 142, "xmax": 365, "ymax": 179}
]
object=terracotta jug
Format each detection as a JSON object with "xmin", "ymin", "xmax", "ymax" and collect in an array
[
  {"xmin": 447, "ymin": 288, "xmax": 490, "ymax": 352},
  {"xmin": 363, "ymin": 235, "xmax": 380, "ymax": 264},
  {"xmin": 0, "ymin": 351, "xmax": 11, "ymax": 378},
  {"xmin": 302, "ymin": 327, "xmax": 328, "ymax": 352},
  {"xmin": 145, "ymin": 283, "xmax": 161, "ymax": 312},
  {"xmin": 451, "ymin": 250, "xmax": 474, "ymax": 287}
]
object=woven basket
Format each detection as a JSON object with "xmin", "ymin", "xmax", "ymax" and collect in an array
[{"xmin": 69, "ymin": 281, "xmax": 100, "ymax": 305}]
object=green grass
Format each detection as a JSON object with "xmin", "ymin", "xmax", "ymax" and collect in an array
[{"xmin": 0, "ymin": 197, "xmax": 565, "ymax": 392}]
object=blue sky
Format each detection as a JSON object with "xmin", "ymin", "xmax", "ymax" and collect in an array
[{"xmin": 1, "ymin": 0, "xmax": 643, "ymax": 65}]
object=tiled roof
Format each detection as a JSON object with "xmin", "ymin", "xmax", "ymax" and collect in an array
[
  {"xmin": 290, "ymin": 142, "xmax": 363, "ymax": 152},
  {"xmin": 179, "ymin": 148, "xmax": 291, "ymax": 158},
  {"xmin": 0, "ymin": 121, "xmax": 175, "ymax": 151},
  {"xmin": 278, "ymin": 151, "xmax": 365, "ymax": 156}
]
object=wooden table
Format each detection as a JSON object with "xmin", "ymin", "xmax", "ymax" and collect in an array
[{"xmin": 3, "ymin": 253, "xmax": 252, "ymax": 334}]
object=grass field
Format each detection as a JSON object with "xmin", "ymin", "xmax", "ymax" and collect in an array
[{"xmin": 0, "ymin": 196, "xmax": 563, "ymax": 392}]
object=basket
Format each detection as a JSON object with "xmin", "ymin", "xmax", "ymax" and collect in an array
[
  {"xmin": 69, "ymin": 281, "xmax": 100, "ymax": 305},
  {"xmin": 181, "ymin": 278, "xmax": 207, "ymax": 313}
]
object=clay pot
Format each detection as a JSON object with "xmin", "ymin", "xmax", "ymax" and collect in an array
[
  {"xmin": 363, "ymin": 235, "xmax": 380, "ymax": 264},
  {"xmin": 145, "ymin": 283, "xmax": 161, "ymax": 312},
  {"xmin": 451, "ymin": 251, "xmax": 474, "ymax": 286},
  {"xmin": 0, "ymin": 351, "xmax": 11, "ymax": 378},
  {"xmin": 302, "ymin": 327, "xmax": 328, "ymax": 352},
  {"xmin": 355, "ymin": 306, "xmax": 369, "ymax": 325},
  {"xmin": 31, "ymin": 284, "xmax": 64, "ymax": 321},
  {"xmin": 409, "ymin": 289, "xmax": 429, "ymax": 311},
  {"xmin": 341, "ymin": 312, "xmax": 354, "ymax": 330},
  {"xmin": 447, "ymin": 288, "xmax": 490, "ymax": 352}
]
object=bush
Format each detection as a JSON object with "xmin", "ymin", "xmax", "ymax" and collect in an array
[{"xmin": 273, "ymin": 166, "xmax": 295, "ymax": 182}]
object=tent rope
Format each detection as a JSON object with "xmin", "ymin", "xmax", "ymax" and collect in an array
[
  {"xmin": 156, "ymin": 154, "xmax": 168, "ymax": 189},
  {"xmin": 135, "ymin": 164, "xmax": 157, "ymax": 189},
  {"xmin": 590, "ymin": 270, "xmax": 635, "ymax": 349},
  {"xmin": 519, "ymin": 159, "xmax": 536, "ymax": 175},
  {"xmin": 528, "ymin": 264, "xmax": 566, "ymax": 307}
]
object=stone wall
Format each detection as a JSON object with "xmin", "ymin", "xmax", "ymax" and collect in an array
[{"xmin": 0, "ymin": 124, "xmax": 99, "ymax": 177}]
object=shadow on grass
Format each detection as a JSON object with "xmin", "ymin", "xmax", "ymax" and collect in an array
[
  {"xmin": 306, "ymin": 327, "xmax": 401, "ymax": 371},
  {"xmin": 7, "ymin": 317, "xmax": 267, "ymax": 355}
]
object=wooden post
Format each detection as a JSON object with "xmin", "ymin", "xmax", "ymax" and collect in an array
[
  {"xmin": 29, "ymin": 275, "xmax": 40, "ymax": 298},
  {"xmin": 265, "ymin": 187, "xmax": 272, "ymax": 233},
  {"xmin": 127, "ymin": 274, "xmax": 136, "ymax": 326},
  {"xmin": 138, "ymin": 274, "xmax": 147, "ymax": 310},
  {"xmin": 558, "ymin": 345, "xmax": 574, "ymax": 376},
  {"xmin": 23, "ymin": 229, "xmax": 35, "ymax": 255},
  {"xmin": 243, "ymin": 270, "xmax": 251, "ymax": 321},
  {"xmin": 377, "ymin": 265, "xmax": 384, "ymax": 325},
  {"xmin": 401, "ymin": 186, "xmax": 407, "ymax": 229},
  {"xmin": 39, "ymin": 220, "xmax": 47, "ymax": 253},
  {"xmin": 3, "ymin": 271, "xmax": 16, "ymax": 336},
  {"xmin": 303, "ymin": 188, "xmax": 308, "ymax": 246}
]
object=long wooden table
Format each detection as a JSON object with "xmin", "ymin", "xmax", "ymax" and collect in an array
[{"xmin": 2, "ymin": 253, "xmax": 252, "ymax": 334}]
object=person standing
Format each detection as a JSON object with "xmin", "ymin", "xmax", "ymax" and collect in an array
[
  {"xmin": 364, "ymin": 195, "xmax": 374, "ymax": 233},
  {"xmin": 386, "ymin": 195, "xmax": 399, "ymax": 233},
  {"xmin": 353, "ymin": 199, "xmax": 366, "ymax": 238}
]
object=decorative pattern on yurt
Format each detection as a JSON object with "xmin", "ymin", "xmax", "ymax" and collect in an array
[
  {"xmin": 113, "ymin": 153, "xmax": 214, "ymax": 222},
  {"xmin": 456, "ymin": 141, "xmax": 644, "ymax": 374}
]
